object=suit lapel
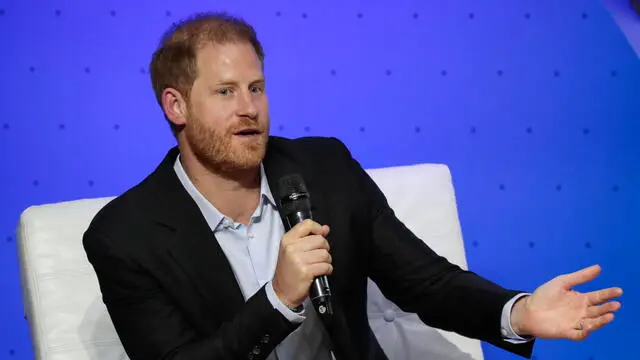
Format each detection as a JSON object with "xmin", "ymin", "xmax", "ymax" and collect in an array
[
  {"xmin": 167, "ymin": 218, "xmax": 246, "ymax": 317},
  {"xmin": 148, "ymin": 147, "xmax": 245, "ymax": 318}
]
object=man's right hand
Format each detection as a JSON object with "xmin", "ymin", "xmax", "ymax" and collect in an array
[{"xmin": 272, "ymin": 219, "xmax": 333, "ymax": 308}]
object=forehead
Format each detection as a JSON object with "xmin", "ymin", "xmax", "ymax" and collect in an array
[{"xmin": 195, "ymin": 42, "xmax": 263, "ymax": 82}]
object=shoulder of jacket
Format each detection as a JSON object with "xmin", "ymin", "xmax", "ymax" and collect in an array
[{"xmin": 268, "ymin": 135, "xmax": 350, "ymax": 157}]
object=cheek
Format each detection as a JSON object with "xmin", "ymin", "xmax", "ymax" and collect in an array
[
  {"xmin": 194, "ymin": 101, "xmax": 233, "ymax": 128},
  {"xmin": 257, "ymin": 97, "xmax": 270, "ymax": 117}
]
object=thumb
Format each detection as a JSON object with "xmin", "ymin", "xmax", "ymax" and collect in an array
[
  {"xmin": 322, "ymin": 225, "xmax": 330, "ymax": 237},
  {"xmin": 561, "ymin": 264, "xmax": 601, "ymax": 289}
]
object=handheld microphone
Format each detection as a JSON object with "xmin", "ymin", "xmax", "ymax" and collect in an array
[{"xmin": 278, "ymin": 174, "xmax": 333, "ymax": 316}]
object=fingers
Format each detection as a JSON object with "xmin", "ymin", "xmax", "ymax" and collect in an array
[
  {"xmin": 586, "ymin": 287, "xmax": 623, "ymax": 306},
  {"xmin": 303, "ymin": 248, "xmax": 332, "ymax": 264},
  {"xmin": 586, "ymin": 301, "xmax": 621, "ymax": 318},
  {"xmin": 569, "ymin": 313, "xmax": 616, "ymax": 341},
  {"xmin": 285, "ymin": 219, "xmax": 330, "ymax": 242},
  {"xmin": 289, "ymin": 235, "xmax": 330, "ymax": 252},
  {"xmin": 587, "ymin": 313, "xmax": 615, "ymax": 332},
  {"xmin": 560, "ymin": 264, "xmax": 601, "ymax": 289},
  {"xmin": 307, "ymin": 262, "xmax": 334, "ymax": 277}
]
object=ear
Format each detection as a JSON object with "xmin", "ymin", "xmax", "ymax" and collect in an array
[{"xmin": 161, "ymin": 88, "xmax": 189, "ymax": 127}]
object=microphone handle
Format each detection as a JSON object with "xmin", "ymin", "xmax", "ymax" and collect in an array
[
  {"xmin": 310, "ymin": 274, "xmax": 333, "ymax": 315},
  {"xmin": 285, "ymin": 210, "xmax": 334, "ymax": 316}
]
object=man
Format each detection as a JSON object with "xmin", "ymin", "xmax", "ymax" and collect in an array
[{"xmin": 83, "ymin": 11, "xmax": 623, "ymax": 360}]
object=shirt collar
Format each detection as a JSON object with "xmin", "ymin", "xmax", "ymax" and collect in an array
[{"xmin": 173, "ymin": 154, "xmax": 277, "ymax": 231}]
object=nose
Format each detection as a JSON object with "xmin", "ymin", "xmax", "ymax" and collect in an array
[{"xmin": 236, "ymin": 90, "xmax": 258, "ymax": 119}]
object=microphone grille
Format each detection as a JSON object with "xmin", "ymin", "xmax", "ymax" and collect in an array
[{"xmin": 278, "ymin": 173, "xmax": 308, "ymax": 198}]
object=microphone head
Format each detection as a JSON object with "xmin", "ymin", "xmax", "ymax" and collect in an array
[
  {"xmin": 278, "ymin": 173, "xmax": 308, "ymax": 199},
  {"xmin": 278, "ymin": 174, "xmax": 311, "ymax": 215}
]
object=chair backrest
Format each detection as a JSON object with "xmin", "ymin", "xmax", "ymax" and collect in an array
[
  {"xmin": 364, "ymin": 164, "xmax": 483, "ymax": 360},
  {"xmin": 16, "ymin": 163, "xmax": 483, "ymax": 360}
]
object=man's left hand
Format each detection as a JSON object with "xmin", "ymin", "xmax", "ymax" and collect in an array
[{"xmin": 510, "ymin": 264, "xmax": 622, "ymax": 341}]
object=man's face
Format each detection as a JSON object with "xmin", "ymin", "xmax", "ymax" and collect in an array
[{"xmin": 183, "ymin": 41, "xmax": 269, "ymax": 173}]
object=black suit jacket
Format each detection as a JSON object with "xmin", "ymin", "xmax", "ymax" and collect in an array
[{"xmin": 83, "ymin": 136, "xmax": 535, "ymax": 360}]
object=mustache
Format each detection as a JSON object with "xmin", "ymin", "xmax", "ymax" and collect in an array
[{"xmin": 229, "ymin": 120, "xmax": 267, "ymax": 134}]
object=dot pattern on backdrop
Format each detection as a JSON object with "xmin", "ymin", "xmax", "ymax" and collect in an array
[{"xmin": 1, "ymin": 1, "xmax": 639, "ymax": 360}]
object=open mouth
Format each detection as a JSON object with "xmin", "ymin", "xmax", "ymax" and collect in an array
[{"xmin": 234, "ymin": 128, "xmax": 262, "ymax": 137}]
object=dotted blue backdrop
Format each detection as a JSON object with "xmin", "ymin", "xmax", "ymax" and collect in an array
[{"xmin": 2, "ymin": 1, "xmax": 639, "ymax": 359}]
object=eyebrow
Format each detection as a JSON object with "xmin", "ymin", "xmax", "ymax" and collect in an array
[{"xmin": 215, "ymin": 78, "xmax": 265, "ymax": 87}]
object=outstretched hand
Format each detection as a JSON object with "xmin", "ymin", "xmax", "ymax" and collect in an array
[{"xmin": 510, "ymin": 264, "xmax": 622, "ymax": 341}]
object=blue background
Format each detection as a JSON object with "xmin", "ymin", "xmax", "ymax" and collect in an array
[{"xmin": 2, "ymin": 0, "xmax": 639, "ymax": 359}]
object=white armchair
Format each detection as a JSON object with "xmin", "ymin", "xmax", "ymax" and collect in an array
[{"xmin": 17, "ymin": 163, "xmax": 483, "ymax": 360}]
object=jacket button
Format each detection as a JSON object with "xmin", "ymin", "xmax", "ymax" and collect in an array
[
  {"xmin": 253, "ymin": 347, "xmax": 261, "ymax": 355},
  {"xmin": 262, "ymin": 334, "xmax": 270, "ymax": 343}
]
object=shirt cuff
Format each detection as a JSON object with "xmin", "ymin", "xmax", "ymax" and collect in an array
[
  {"xmin": 501, "ymin": 293, "xmax": 534, "ymax": 344},
  {"xmin": 265, "ymin": 281, "xmax": 306, "ymax": 324}
]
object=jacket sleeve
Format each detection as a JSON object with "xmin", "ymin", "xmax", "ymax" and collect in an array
[
  {"xmin": 83, "ymin": 232, "xmax": 300, "ymax": 360},
  {"xmin": 329, "ymin": 137, "xmax": 534, "ymax": 359}
]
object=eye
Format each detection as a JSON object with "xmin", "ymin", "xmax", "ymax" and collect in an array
[
  {"xmin": 217, "ymin": 88, "xmax": 233, "ymax": 95},
  {"xmin": 250, "ymin": 86, "xmax": 264, "ymax": 93}
]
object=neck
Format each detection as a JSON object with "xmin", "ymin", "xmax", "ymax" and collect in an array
[{"xmin": 178, "ymin": 148, "xmax": 261, "ymax": 225}]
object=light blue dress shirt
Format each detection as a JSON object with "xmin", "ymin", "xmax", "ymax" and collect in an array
[{"xmin": 173, "ymin": 155, "xmax": 529, "ymax": 359}]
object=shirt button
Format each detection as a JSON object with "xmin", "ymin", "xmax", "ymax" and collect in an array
[
  {"xmin": 383, "ymin": 309, "xmax": 395, "ymax": 322},
  {"xmin": 248, "ymin": 233, "xmax": 254, "ymax": 239}
]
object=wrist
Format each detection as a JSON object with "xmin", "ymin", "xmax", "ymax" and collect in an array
[
  {"xmin": 287, "ymin": 303, "xmax": 304, "ymax": 313},
  {"xmin": 511, "ymin": 295, "xmax": 531, "ymax": 336},
  {"xmin": 272, "ymin": 280, "xmax": 303, "ymax": 312}
]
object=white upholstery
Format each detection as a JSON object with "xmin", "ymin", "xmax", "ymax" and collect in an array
[
  {"xmin": 17, "ymin": 163, "xmax": 483, "ymax": 360},
  {"xmin": 364, "ymin": 164, "xmax": 483, "ymax": 360}
]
